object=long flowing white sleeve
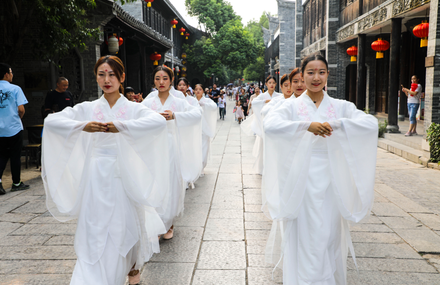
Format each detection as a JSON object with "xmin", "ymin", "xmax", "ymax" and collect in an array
[
  {"xmin": 174, "ymin": 101, "xmax": 203, "ymax": 183},
  {"xmin": 327, "ymin": 101, "xmax": 378, "ymax": 222}
]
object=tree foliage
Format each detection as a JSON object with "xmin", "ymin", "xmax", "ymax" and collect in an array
[
  {"xmin": 184, "ymin": 0, "xmax": 239, "ymax": 34},
  {"xmin": 243, "ymin": 13, "xmax": 269, "ymax": 82},
  {"xmin": 0, "ymin": 0, "xmax": 136, "ymax": 64},
  {"xmin": 184, "ymin": 0, "xmax": 259, "ymax": 83}
]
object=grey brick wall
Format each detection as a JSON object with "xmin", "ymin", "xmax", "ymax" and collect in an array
[
  {"xmin": 278, "ymin": 0, "xmax": 297, "ymax": 76},
  {"xmin": 295, "ymin": 0, "xmax": 303, "ymax": 68}
]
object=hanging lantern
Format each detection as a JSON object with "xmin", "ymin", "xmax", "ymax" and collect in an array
[
  {"xmin": 144, "ymin": 0, "xmax": 154, "ymax": 7},
  {"xmin": 185, "ymin": 32, "xmax": 190, "ymax": 40},
  {"xmin": 108, "ymin": 34, "xmax": 119, "ymax": 54},
  {"xmin": 182, "ymin": 60, "xmax": 187, "ymax": 65},
  {"xmin": 346, "ymin": 46, "xmax": 358, "ymax": 62},
  {"xmin": 150, "ymin": 52, "xmax": 162, "ymax": 65},
  {"xmin": 181, "ymin": 53, "xmax": 187, "ymax": 59},
  {"xmin": 171, "ymin": 19, "xmax": 178, "ymax": 29},
  {"xmin": 118, "ymin": 37, "xmax": 123, "ymax": 46},
  {"xmin": 182, "ymin": 66, "xmax": 187, "ymax": 72},
  {"xmin": 371, "ymin": 38, "xmax": 390, "ymax": 59},
  {"xmin": 182, "ymin": 73, "xmax": 187, "ymax": 77},
  {"xmin": 179, "ymin": 27, "xmax": 186, "ymax": 36},
  {"xmin": 413, "ymin": 21, "xmax": 429, "ymax": 48}
]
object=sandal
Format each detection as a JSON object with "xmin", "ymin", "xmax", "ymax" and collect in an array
[
  {"xmin": 163, "ymin": 226, "xmax": 174, "ymax": 240},
  {"xmin": 128, "ymin": 269, "xmax": 140, "ymax": 285}
]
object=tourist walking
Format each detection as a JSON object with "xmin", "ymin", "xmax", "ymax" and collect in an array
[
  {"xmin": 263, "ymin": 53, "xmax": 378, "ymax": 285},
  {"xmin": 0, "ymin": 63, "xmax": 30, "ymax": 194},
  {"xmin": 218, "ymin": 93, "xmax": 226, "ymax": 120},
  {"xmin": 401, "ymin": 75, "xmax": 422, "ymax": 136}
]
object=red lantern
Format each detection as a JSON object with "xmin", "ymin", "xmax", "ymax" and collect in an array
[
  {"xmin": 371, "ymin": 38, "xmax": 390, "ymax": 59},
  {"xmin": 179, "ymin": 27, "xmax": 186, "ymax": 36},
  {"xmin": 144, "ymin": 0, "xmax": 154, "ymax": 7},
  {"xmin": 150, "ymin": 52, "xmax": 161, "ymax": 65},
  {"xmin": 118, "ymin": 37, "xmax": 123, "ymax": 46},
  {"xmin": 346, "ymin": 46, "xmax": 358, "ymax": 62},
  {"xmin": 413, "ymin": 21, "xmax": 429, "ymax": 48},
  {"xmin": 171, "ymin": 19, "xmax": 178, "ymax": 29},
  {"xmin": 185, "ymin": 32, "xmax": 190, "ymax": 40}
]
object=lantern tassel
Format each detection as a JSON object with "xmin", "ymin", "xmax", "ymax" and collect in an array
[
  {"xmin": 376, "ymin": 52, "xmax": 383, "ymax": 59},
  {"xmin": 351, "ymin": 56, "xmax": 357, "ymax": 62},
  {"xmin": 173, "ymin": 25, "xmax": 176, "ymax": 28},
  {"xmin": 421, "ymin": 38, "xmax": 428, "ymax": 48},
  {"xmin": 147, "ymin": 2, "xmax": 151, "ymax": 7},
  {"xmin": 153, "ymin": 60, "xmax": 158, "ymax": 65}
]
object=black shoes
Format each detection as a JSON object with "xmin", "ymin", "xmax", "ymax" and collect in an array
[
  {"xmin": 0, "ymin": 183, "xmax": 5, "ymax": 195},
  {"xmin": 11, "ymin": 182, "xmax": 30, "ymax": 192}
]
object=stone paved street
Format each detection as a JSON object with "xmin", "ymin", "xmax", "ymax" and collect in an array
[{"xmin": 1, "ymin": 102, "xmax": 440, "ymax": 284}]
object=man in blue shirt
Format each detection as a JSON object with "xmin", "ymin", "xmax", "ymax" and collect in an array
[{"xmin": 0, "ymin": 63, "xmax": 30, "ymax": 194}]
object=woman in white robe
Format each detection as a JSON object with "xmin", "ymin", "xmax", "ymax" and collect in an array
[
  {"xmin": 262, "ymin": 54, "xmax": 378, "ymax": 285},
  {"xmin": 194, "ymin": 84, "xmax": 217, "ymax": 172},
  {"xmin": 248, "ymin": 76, "xmax": 282, "ymax": 175},
  {"xmin": 42, "ymin": 56, "xmax": 169, "ymax": 285},
  {"xmin": 142, "ymin": 66, "xmax": 202, "ymax": 240},
  {"xmin": 247, "ymin": 86, "xmax": 261, "ymax": 116},
  {"xmin": 177, "ymin": 77, "xmax": 199, "ymax": 107}
]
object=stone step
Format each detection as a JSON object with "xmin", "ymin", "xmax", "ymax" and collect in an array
[
  {"xmin": 384, "ymin": 132, "xmax": 424, "ymax": 151},
  {"xmin": 378, "ymin": 138, "xmax": 427, "ymax": 165}
]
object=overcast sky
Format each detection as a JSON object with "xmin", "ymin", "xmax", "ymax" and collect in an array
[{"xmin": 168, "ymin": 0, "xmax": 281, "ymax": 28}]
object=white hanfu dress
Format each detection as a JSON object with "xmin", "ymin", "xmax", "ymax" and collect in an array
[
  {"xmin": 263, "ymin": 92, "xmax": 378, "ymax": 285},
  {"xmin": 142, "ymin": 94, "xmax": 202, "ymax": 230},
  {"xmin": 197, "ymin": 96, "xmax": 217, "ymax": 169},
  {"xmin": 147, "ymin": 86, "xmax": 186, "ymax": 100},
  {"xmin": 42, "ymin": 95, "xmax": 169, "ymax": 285},
  {"xmin": 185, "ymin": 94, "xmax": 200, "ymax": 107},
  {"xmin": 248, "ymin": 91, "xmax": 282, "ymax": 174}
]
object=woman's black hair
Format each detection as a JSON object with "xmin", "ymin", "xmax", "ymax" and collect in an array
[
  {"xmin": 195, "ymin": 83, "xmax": 204, "ymax": 90},
  {"xmin": 266, "ymin": 75, "xmax": 277, "ymax": 83},
  {"xmin": 280, "ymin": 74, "xmax": 289, "ymax": 85},
  {"xmin": 289, "ymin": 68, "xmax": 300, "ymax": 82},
  {"xmin": 177, "ymin": 77, "xmax": 189, "ymax": 86},
  {"xmin": 300, "ymin": 52, "xmax": 328, "ymax": 75},
  {"xmin": 153, "ymin": 65, "xmax": 174, "ymax": 80}
]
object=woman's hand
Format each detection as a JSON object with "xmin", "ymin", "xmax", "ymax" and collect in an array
[
  {"xmin": 83, "ymin": 122, "xmax": 108, "ymax": 133},
  {"xmin": 160, "ymin": 110, "xmax": 174, "ymax": 120},
  {"xmin": 265, "ymin": 99, "xmax": 271, "ymax": 104},
  {"xmin": 307, "ymin": 122, "xmax": 333, "ymax": 137},
  {"xmin": 105, "ymin": 122, "xmax": 119, "ymax": 133},
  {"xmin": 136, "ymin": 93, "xmax": 143, "ymax": 103}
]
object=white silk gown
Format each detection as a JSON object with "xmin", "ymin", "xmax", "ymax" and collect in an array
[
  {"xmin": 263, "ymin": 92, "xmax": 378, "ymax": 285},
  {"xmin": 142, "ymin": 94, "xmax": 202, "ymax": 230},
  {"xmin": 241, "ymin": 91, "xmax": 282, "ymax": 174},
  {"xmin": 42, "ymin": 95, "xmax": 169, "ymax": 285},
  {"xmin": 197, "ymin": 96, "xmax": 217, "ymax": 169}
]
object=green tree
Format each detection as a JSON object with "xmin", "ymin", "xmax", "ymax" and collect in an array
[
  {"xmin": 0, "ymin": 0, "xmax": 136, "ymax": 64},
  {"xmin": 183, "ymin": 1, "xmax": 257, "ymax": 83},
  {"xmin": 242, "ymin": 13, "xmax": 269, "ymax": 82},
  {"xmin": 243, "ymin": 56, "xmax": 265, "ymax": 82},
  {"xmin": 185, "ymin": 0, "xmax": 239, "ymax": 34}
]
